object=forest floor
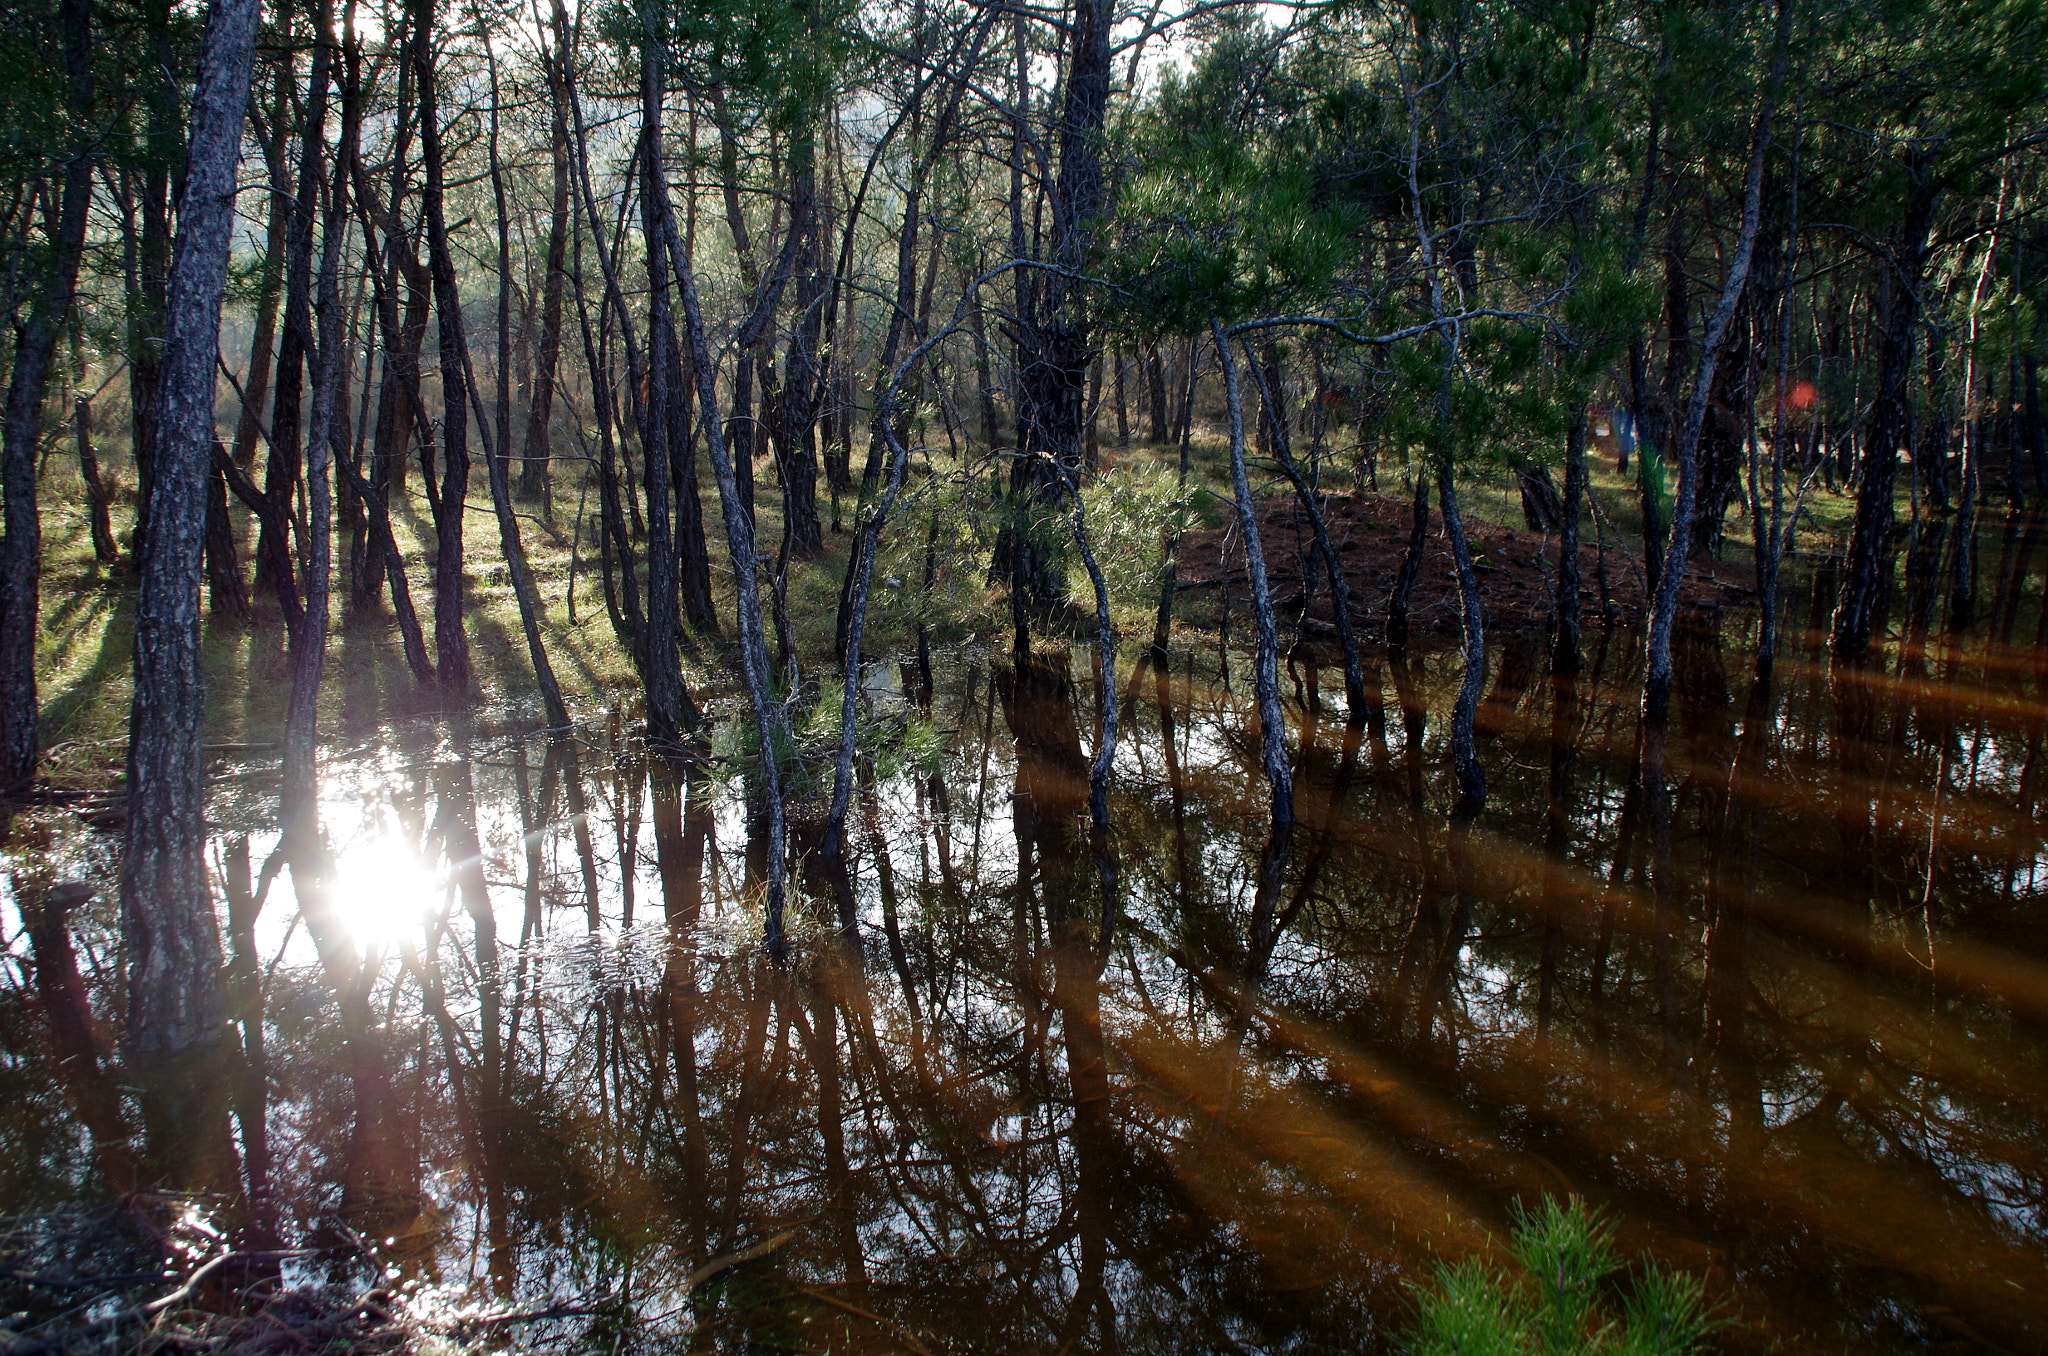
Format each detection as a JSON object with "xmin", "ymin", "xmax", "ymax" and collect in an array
[
  {"xmin": 1168, "ymin": 483, "xmax": 1764, "ymax": 647},
  {"xmin": 23, "ymin": 426, "xmax": 1858, "ymax": 800}
]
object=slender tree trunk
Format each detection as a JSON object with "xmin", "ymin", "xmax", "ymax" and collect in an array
[
  {"xmin": 254, "ymin": 28, "xmax": 331, "ymax": 618},
  {"xmin": 1216, "ymin": 321, "xmax": 1293, "ymax": 832},
  {"xmin": 1255, "ymin": 344, "xmax": 1365, "ymax": 717},
  {"xmin": 414, "ymin": 0, "xmax": 473, "ymax": 695},
  {"xmin": 519, "ymin": 37, "xmax": 570, "ymax": 507},
  {"xmin": 1554, "ymin": 406, "xmax": 1587, "ymax": 673},
  {"xmin": 0, "ymin": 0, "xmax": 93, "ymax": 789},
  {"xmin": 1438, "ymin": 464, "xmax": 1488, "ymax": 814},
  {"xmin": 671, "ymin": 118, "xmax": 791, "ymax": 961},
  {"xmin": 635, "ymin": 39, "xmax": 692, "ymax": 742},
  {"xmin": 230, "ymin": 82, "xmax": 289, "ymax": 475},
  {"xmin": 1646, "ymin": 27, "xmax": 1779, "ymax": 711},
  {"xmin": 283, "ymin": 1, "xmax": 353, "ymax": 976},
  {"xmin": 70, "ymin": 325, "xmax": 119, "ymax": 567},
  {"xmin": 1833, "ymin": 161, "xmax": 1941, "ymax": 659},
  {"xmin": 119, "ymin": 0, "xmax": 258, "ymax": 1105}
]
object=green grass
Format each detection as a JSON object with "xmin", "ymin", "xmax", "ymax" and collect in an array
[{"xmin": 26, "ymin": 412, "xmax": 1886, "ymax": 788}]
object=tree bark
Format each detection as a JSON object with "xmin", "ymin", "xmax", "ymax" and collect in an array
[
  {"xmin": 519, "ymin": 5, "xmax": 571, "ymax": 507},
  {"xmin": 120, "ymin": 0, "xmax": 260, "ymax": 1070},
  {"xmin": 413, "ymin": 0, "xmax": 473, "ymax": 696},
  {"xmin": 634, "ymin": 38, "xmax": 694, "ymax": 742},
  {"xmin": 1554, "ymin": 406, "xmax": 1588, "ymax": 673},
  {"xmin": 0, "ymin": 0, "xmax": 93, "ymax": 789},
  {"xmin": 1438, "ymin": 464, "xmax": 1488, "ymax": 815},
  {"xmin": 253, "ymin": 26, "xmax": 331, "ymax": 618},
  {"xmin": 1216, "ymin": 321, "xmax": 1293, "ymax": 832},
  {"xmin": 1646, "ymin": 25, "xmax": 1779, "ymax": 712},
  {"xmin": 1385, "ymin": 470, "xmax": 1428, "ymax": 654},
  {"xmin": 1832, "ymin": 157, "xmax": 1942, "ymax": 659}
]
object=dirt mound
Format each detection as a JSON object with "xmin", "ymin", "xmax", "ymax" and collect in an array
[{"xmin": 1173, "ymin": 490, "xmax": 1754, "ymax": 642}]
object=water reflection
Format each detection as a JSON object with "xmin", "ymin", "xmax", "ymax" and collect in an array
[{"xmin": 6, "ymin": 583, "xmax": 2048, "ymax": 1352}]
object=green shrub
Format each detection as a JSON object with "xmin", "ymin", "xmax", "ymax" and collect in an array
[{"xmin": 1402, "ymin": 1198, "xmax": 1718, "ymax": 1356}]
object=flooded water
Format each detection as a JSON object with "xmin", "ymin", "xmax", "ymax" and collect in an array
[{"xmin": 6, "ymin": 561, "xmax": 2048, "ymax": 1352}]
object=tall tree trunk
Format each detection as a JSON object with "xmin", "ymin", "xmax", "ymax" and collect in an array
[
  {"xmin": 473, "ymin": 36, "xmax": 574, "ymax": 731},
  {"xmin": 1554, "ymin": 405, "xmax": 1588, "ymax": 673},
  {"xmin": 1646, "ymin": 25, "xmax": 1779, "ymax": 711},
  {"xmin": 675, "ymin": 213, "xmax": 792, "ymax": 959},
  {"xmin": 230, "ymin": 77, "xmax": 289, "ymax": 474},
  {"xmin": 1438, "ymin": 464, "xmax": 1488, "ymax": 815},
  {"xmin": 634, "ymin": 38, "xmax": 693, "ymax": 742},
  {"xmin": 0, "ymin": 0, "xmax": 93, "ymax": 789},
  {"xmin": 1253, "ymin": 342, "xmax": 1366, "ymax": 717},
  {"xmin": 1216, "ymin": 321, "xmax": 1293, "ymax": 833},
  {"xmin": 283, "ymin": 0, "xmax": 352, "ymax": 974},
  {"xmin": 1833, "ymin": 158, "xmax": 1942, "ymax": 659},
  {"xmin": 777, "ymin": 118, "xmax": 826, "ymax": 558},
  {"xmin": 1005, "ymin": 0, "xmax": 1111, "ymax": 606},
  {"xmin": 125, "ymin": 3, "xmax": 176, "ymax": 563},
  {"xmin": 254, "ymin": 24, "xmax": 331, "ymax": 618},
  {"xmin": 519, "ymin": 27, "xmax": 571, "ymax": 508},
  {"xmin": 119, "ymin": 0, "xmax": 259, "ymax": 1148},
  {"xmin": 414, "ymin": 0, "xmax": 473, "ymax": 695}
]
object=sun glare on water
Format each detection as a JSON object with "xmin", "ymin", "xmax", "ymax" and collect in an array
[{"xmin": 328, "ymin": 832, "xmax": 444, "ymax": 953}]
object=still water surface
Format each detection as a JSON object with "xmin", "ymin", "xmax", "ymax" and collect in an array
[{"xmin": 6, "ymin": 595, "xmax": 2048, "ymax": 1353}]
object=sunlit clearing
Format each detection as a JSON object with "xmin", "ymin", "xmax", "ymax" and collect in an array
[{"xmin": 329, "ymin": 834, "xmax": 442, "ymax": 952}]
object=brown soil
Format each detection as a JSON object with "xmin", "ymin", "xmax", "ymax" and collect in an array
[{"xmin": 1173, "ymin": 490, "xmax": 1756, "ymax": 642}]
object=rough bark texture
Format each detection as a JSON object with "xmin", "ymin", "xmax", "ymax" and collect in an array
[
  {"xmin": 1832, "ymin": 162, "xmax": 1941, "ymax": 659},
  {"xmin": 634, "ymin": 40, "xmax": 689, "ymax": 742},
  {"xmin": 0, "ymin": 0, "xmax": 94, "ymax": 789},
  {"xmin": 1005, "ymin": 0, "xmax": 1110, "ymax": 604},
  {"xmin": 1437, "ymin": 466, "xmax": 1487, "ymax": 815},
  {"xmin": 1217, "ymin": 321, "xmax": 1293, "ymax": 832},
  {"xmin": 519, "ymin": 50, "xmax": 570, "ymax": 504},
  {"xmin": 1386, "ymin": 471, "xmax": 1429, "ymax": 654},
  {"xmin": 675, "ymin": 192, "xmax": 791, "ymax": 958},
  {"xmin": 1554, "ymin": 407, "xmax": 1588, "ymax": 673},
  {"xmin": 120, "ymin": 0, "xmax": 261, "ymax": 1062},
  {"xmin": 415, "ymin": 0, "xmax": 473, "ymax": 695},
  {"xmin": 1646, "ymin": 46, "xmax": 1777, "ymax": 711}
]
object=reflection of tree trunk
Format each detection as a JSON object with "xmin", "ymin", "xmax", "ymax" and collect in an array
[
  {"xmin": 652, "ymin": 754, "xmax": 709, "ymax": 1251},
  {"xmin": 718, "ymin": 963, "xmax": 777, "ymax": 1252},
  {"xmin": 1426, "ymin": 807, "xmax": 1478, "ymax": 1050},
  {"xmin": 1053, "ymin": 924, "xmax": 1118, "ymax": 1353},
  {"xmin": 1641, "ymin": 709, "xmax": 1686, "ymax": 1078},
  {"xmin": 220, "ymin": 840, "xmax": 270, "ymax": 1230},
  {"xmin": 1539, "ymin": 669, "xmax": 1579, "ymax": 1034},
  {"xmin": 1705, "ymin": 677, "xmax": 1770, "ymax": 1076},
  {"xmin": 807, "ymin": 974, "xmax": 865, "ymax": 1281},
  {"xmin": 118, "ymin": 0, "xmax": 258, "ymax": 1191},
  {"xmin": 1391, "ymin": 655, "xmax": 1436, "ymax": 1030},
  {"xmin": 23, "ymin": 880, "xmax": 134, "ymax": 1192}
]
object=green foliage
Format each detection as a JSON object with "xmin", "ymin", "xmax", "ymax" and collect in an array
[
  {"xmin": 1067, "ymin": 462, "xmax": 1193, "ymax": 628},
  {"xmin": 602, "ymin": 0, "xmax": 857, "ymax": 133},
  {"xmin": 1402, "ymin": 1198, "xmax": 1719, "ymax": 1356}
]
